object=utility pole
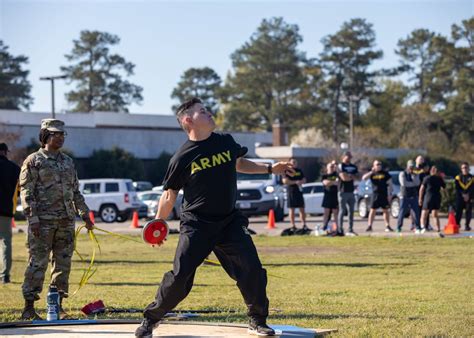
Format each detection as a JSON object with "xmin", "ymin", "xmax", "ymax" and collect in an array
[{"xmin": 40, "ymin": 75, "xmax": 67, "ymax": 118}]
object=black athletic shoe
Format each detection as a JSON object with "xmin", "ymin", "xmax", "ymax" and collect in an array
[
  {"xmin": 1, "ymin": 275, "xmax": 10, "ymax": 284},
  {"xmin": 366, "ymin": 226, "xmax": 373, "ymax": 232},
  {"xmin": 465, "ymin": 226, "xmax": 471, "ymax": 231},
  {"xmin": 135, "ymin": 318, "xmax": 158, "ymax": 338},
  {"xmin": 248, "ymin": 320, "xmax": 275, "ymax": 336}
]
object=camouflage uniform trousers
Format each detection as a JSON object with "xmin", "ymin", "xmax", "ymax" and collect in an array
[{"xmin": 22, "ymin": 218, "xmax": 75, "ymax": 301}]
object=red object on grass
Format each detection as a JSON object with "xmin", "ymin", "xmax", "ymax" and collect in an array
[{"xmin": 81, "ymin": 299, "xmax": 106, "ymax": 315}]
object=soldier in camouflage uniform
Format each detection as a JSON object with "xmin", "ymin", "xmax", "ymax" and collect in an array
[{"xmin": 19, "ymin": 119, "xmax": 94, "ymax": 320}]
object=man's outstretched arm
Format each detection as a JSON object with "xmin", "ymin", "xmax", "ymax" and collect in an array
[{"xmin": 236, "ymin": 158, "xmax": 295, "ymax": 176}]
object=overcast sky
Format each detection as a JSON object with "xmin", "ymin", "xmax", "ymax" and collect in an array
[{"xmin": 1, "ymin": 0, "xmax": 471, "ymax": 115}]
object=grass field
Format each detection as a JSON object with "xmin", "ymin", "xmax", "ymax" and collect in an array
[{"xmin": 1, "ymin": 231, "xmax": 473, "ymax": 336}]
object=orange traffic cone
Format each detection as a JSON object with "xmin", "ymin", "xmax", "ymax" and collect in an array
[
  {"xmin": 11, "ymin": 218, "xmax": 16, "ymax": 228},
  {"xmin": 130, "ymin": 211, "xmax": 140, "ymax": 229},
  {"xmin": 267, "ymin": 209, "xmax": 276, "ymax": 229},
  {"xmin": 444, "ymin": 209, "xmax": 459, "ymax": 235},
  {"xmin": 88, "ymin": 211, "xmax": 95, "ymax": 224}
]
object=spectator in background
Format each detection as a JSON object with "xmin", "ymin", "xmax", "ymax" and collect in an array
[
  {"xmin": 0, "ymin": 143, "xmax": 20, "ymax": 284},
  {"xmin": 397, "ymin": 160, "xmax": 421, "ymax": 233},
  {"xmin": 282, "ymin": 158, "xmax": 309, "ymax": 234},
  {"xmin": 419, "ymin": 166, "xmax": 445, "ymax": 234},
  {"xmin": 454, "ymin": 162, "xmax": 472, "ymax": 231},
  {"xmin": 414, "ymin": 155, "xmax": 432, "ymax": 230},
  {"xmin": 362, "ymin": 160, "xmax": 393, "ymax": 232},
  {"xmin": 337, "ymin": 151, "xmax": 358, "ymax": 236},
  {"xmin": 321, "ymin": 162, "xmax": 339, "ymax": 233}
]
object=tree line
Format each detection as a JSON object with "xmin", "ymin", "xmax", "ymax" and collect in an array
[{"xmin": 0, "ymin": 17, "xmax": 472, "ymax": 162}]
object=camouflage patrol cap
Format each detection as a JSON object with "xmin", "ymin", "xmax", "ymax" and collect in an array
[{"xmin": 41, "ymin": 119, "xmax": 65, "ymax": 132}]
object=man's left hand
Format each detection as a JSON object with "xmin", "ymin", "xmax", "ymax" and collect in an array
[{"xmin": 272, "ymin": 162, "xmax": 295, "ymax": 176}]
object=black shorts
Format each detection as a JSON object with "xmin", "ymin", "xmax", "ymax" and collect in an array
[
  {"xmin": 287, "ymin": 189, "xmax": 305, "ymax": 208},
  {"xmin": 322, "ymin": 193, "xmax": 338, "ymax": 209},
  {"xmin": 423, "ymin": 196, "xmax": 441, "ymax": 210},
  {"xmin": 371, "ymin": 195, "xmax": 390, "ymax": 209}
]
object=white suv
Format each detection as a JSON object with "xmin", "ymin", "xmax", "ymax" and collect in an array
[
  {"xmin": 79, "ymin": 178, "xmax": 142, "ymax": 223},
  {"xmin": 236, "ymin": 159, "xmax": 286, "ymax": 221}
]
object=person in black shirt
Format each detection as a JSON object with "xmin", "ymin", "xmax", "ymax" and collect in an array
[
  {"xmin": 413, "ymin": 155, "xmax": 431, "ymax": 230},
  {"xmin": 419, "ymin": 166, "xmax": 445, "ymax": 233},
  {"xmin": 0, "ymin": 143, "xmax": 20, "ymax": 284},
  {"xmin": 135, "ymin": 98, "xmax": 294, "ymax": 338},
  {"xmin": 454, "ymin": 162, "xmax": 473, "ymax": 231},
  {"xmin": 362, "ymin": 160, "xmax": 393, "ymax": 232},
  {"xmin": 321, "ymin": 162, "xmax": 339, "ymax": 232},
  {"xmin": 337, "ymin": 151, "xmax": 358, "ymax": 236},
  {"xmin": 397, "ymin": 160, "xmax": 421, "ymax": 233},
  {"xmin": 282, "ymin": 158, "xmax": 308, "ymax": 234}
]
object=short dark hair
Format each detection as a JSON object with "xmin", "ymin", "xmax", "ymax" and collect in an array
[{"xmin": 461, "ymin": 162, "xmax": 469, "ymax": 167}]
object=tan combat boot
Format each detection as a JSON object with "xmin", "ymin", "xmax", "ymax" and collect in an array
[{"xmin": 21, "ymin": 299, "xmax": 43, "ymax": 320}]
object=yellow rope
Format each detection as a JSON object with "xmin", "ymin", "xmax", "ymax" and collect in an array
[{"xmin": 72, "ymin": 223, "xmax": 284, "ymax": 296}]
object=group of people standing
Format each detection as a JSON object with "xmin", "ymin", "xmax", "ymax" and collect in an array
[{"xmin": 284, "ymin": 152, "xmax": 472, "ymax": 237}]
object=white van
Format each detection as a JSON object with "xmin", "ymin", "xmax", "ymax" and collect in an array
[{"xmin": 78, "ymin": 178, "xmax": 142, "ymax": 223}]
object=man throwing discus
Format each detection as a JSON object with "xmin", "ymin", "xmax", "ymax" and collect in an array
[{"xmin": 135, "ymin": 98, "xmax": 294, "ymax": 337}]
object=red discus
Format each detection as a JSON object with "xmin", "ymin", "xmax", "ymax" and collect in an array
[{"xmin": 142, "ymin": 219, "xmax": 169, "ymax": 246}]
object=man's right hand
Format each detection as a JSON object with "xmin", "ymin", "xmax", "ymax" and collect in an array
[{"xmin": 30, "ymin": 222, "xmax": 40, "ymax": 237}]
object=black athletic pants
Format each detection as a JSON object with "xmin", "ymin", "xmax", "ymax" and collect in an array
[
  {"xmin": 455, "ymin": 197, "xmax": 472, "ymax": 228},
  {"xmin": 143, "ymin": 211, "xmax": 269, "ymax": 323}
]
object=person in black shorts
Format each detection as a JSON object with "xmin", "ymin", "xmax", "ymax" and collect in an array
[
  {"xmin": 321, "ymin": 162, "xmax": 339, "ymax": 233},
  {"xmin": 454, "ymin": 162, "xmax": 472, "ymax": 231},
  {"xmin": 135, "ymin": 98, "xmax": 294, "ymax": 338},
  {"xmin": 362, "ymin": 160, "xmax": 393, "ymax": 232},
  {"xmin": 282, "ymin": 158, "xmax": 308, "ymax": 234},
  {"xmin": 419, "ymin": 166, "xmax": 446, "ymax": 234}
]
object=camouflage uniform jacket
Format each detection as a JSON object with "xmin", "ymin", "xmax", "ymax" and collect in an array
[{"xmin": 20, "ymin": 148, "xmax": 89, "ymax": 225}]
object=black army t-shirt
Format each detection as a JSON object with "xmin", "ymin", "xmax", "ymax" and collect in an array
[
  {"xmin": 422, "ymin": 175, "xmax": 446, "ymax": 200},
  {"xmin": 338, "ymin": 163, "xmax": 358, "ymax": 193},
  {"xmin": 162, "ymin": 133, "xmax": 247, "ymax": 222},
  {"xmin": 285, "ymin": 168, "xmax": 305, "ymax": 194},
  {"xmin": 369, "ymin": 170, "xmax": 391, "ymax": 197},
  {"xmin": 322, "ymin": 172, "xmax": 338, "ymax": 197}
]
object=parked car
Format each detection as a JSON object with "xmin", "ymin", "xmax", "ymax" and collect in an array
[
  {"xmin": 79, "ymin": 178, "xmax": 142, "ymax": 223},
  {"xmin": 355, "ymin": 171, "xmax": 408, "ymax": 219},
  {"xmin": 133, "ymin": 181, "xmax": 153, "ymax": 192},
  {"xmin": 137, "ymin": 190, "xmax": 183, "ymax": 220},
  {"xmin": 300, "ymin": 182, "xmax": 324, "ymax": 215},
  {"xmin": 236, "ymin": 159, "xmax": 286, "ymax": 222}
]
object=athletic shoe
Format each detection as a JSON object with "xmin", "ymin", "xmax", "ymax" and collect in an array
[
  {"xmin": 365, "ymin": 226, "xmax": 373, "ymax": 232},
  {"xmin": 410, "ymin": 224, "xmax": 415, "ymax": 231},
  {"xmin": 135, "ymin": 318, "xmax": 158, "ymax": 338},
  {"xmin": 420, "ymin": 227, "xmax": 426, "ymax": 234},
  {"xmin": 385, "ymin": 225, "xmax": 394, "ymax": 232},
  {"xmin": 415, "ymin": 229, "xmax": 422, "ymax": 234},
  {"xmin": 438, "ymin": 232, "xmax": 445, "ymax": 238},
  {"xmin": 465, "ymin": 226, "xmax": 471, "ymax": 231},
  {"xmin": 346, "ymin": 231, "xmax": 358, "ymax": 237},
  {"xmin": 1, "ymin": 275, "xmax": 10, "ymax": 284},
  {"xmin": 396, "ymin": 228, "xmax": 402, "ymax": 233},
  {"xmin": 248, "ymin": 320, "xmax": 275, "ymax": 336},
  {"xmin": 427, "ymin": 225, "xmax": 434, "ymax": 231}
]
